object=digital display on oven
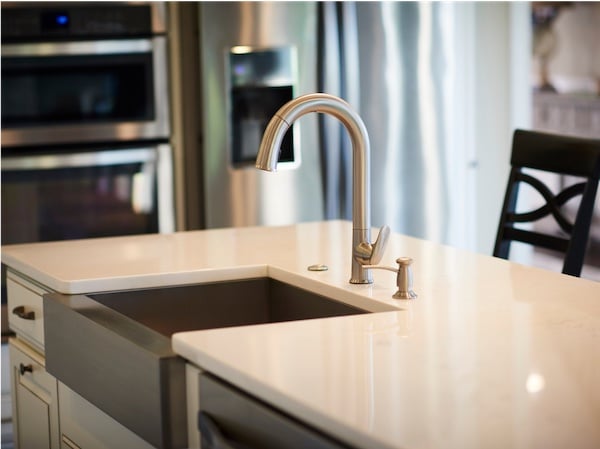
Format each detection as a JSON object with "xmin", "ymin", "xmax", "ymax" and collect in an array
[{"xmin": 41, "ymin": 11, "xmax": 70, "ymax": 31}]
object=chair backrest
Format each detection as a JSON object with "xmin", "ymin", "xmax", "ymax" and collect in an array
[{"xmin": 493, "ymin": 129, "xmax": 600, "ymax": 277}]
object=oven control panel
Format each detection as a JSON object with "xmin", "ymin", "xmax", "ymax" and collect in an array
[{"xmin": 1, "ymin": 2, "xmax": 164, "ymax": 41}]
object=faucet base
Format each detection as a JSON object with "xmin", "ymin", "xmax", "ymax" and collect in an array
[
  {"xmin": 350, "ymin": 228, "xmax": 374, "ymax": 284},
  {"xmin": 349, "ymin": 277, "xmax": 373, "ymax": 285}
]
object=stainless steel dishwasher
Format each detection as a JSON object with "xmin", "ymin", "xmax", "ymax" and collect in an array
[{"xmin": 198, "ymin": 373, "xmax": 356, "ymax": 449}]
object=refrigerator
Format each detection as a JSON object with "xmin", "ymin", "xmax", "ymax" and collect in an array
[
  {"xmin": 197, "ymin": 2, "xmax": 324, "ymax": 228},
  {"xmin": 191, "ymin": 1, "xmax": 510, "ymax": 250}
]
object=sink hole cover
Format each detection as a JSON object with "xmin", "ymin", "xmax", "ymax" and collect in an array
[{"xmin": 307, "ymin": 264, "xmax": 329, "ymax": 272}]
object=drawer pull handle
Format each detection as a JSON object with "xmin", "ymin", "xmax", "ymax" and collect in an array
[
  {"xmin": 12, "ymin": 306, "xmax": 35, "ymax": 320},
  {"xmin": 19, "ymin": 363, "xmax": 33, "ymax": 376}
]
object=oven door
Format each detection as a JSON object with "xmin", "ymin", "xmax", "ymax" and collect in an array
[
  {"xmin": 1, "ymin": 144, "xmax": 174, "ymax": 245},
  {"xmin": 1, "ymin": 37, "xmax": 169, "ymax": 147}
]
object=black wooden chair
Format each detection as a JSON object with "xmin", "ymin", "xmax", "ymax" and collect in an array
[{"xmin": 493, "ymin": 129, "xmax": 600, "ymax": 277}]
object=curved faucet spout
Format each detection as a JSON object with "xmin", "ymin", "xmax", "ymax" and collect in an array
[{"xmin": 256, "ymin": 93, "xmax": 388, "ymax": 284}]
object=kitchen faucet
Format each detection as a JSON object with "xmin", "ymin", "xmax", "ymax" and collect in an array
[{"xmin": 255, "ymin": 93, "xmax": 390, "ymax": 284}]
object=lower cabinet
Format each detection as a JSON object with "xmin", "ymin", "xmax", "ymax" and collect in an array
[
  {"xmin": 9, "ymin": 339, "xmax": 60, "ymax": 449},
  {"xmin": 10, "ymin": 338, "xmax": 155, "ymax": 449},
  {"xmin": 198, "ymin": 373, "xmax": 355, "ymax": 449},
  {"xmin": 58, "ymin": 383, "xmax": 155, "ymax": 449}
]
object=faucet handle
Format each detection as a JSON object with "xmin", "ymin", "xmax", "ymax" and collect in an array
[{"xmin": 369, "ymin": 225, "xmax": 390, "ymax": 265}]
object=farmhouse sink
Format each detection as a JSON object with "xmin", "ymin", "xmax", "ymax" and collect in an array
[{"xmin": 43, "ymin": 277, "xmax": 370, "ymax": 449}]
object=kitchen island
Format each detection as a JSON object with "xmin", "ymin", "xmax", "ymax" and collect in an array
[{"xmin": 2, "ymin": 221, "xmax": 599, "ymax": 449}]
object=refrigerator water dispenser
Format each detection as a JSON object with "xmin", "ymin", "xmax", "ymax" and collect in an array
[{"xmin": 229, "ymin": 46, "xmax": 297, "ymax": 167}]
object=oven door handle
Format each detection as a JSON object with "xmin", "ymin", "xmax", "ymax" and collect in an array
[
  {"xmin": 2, "ymin": 38, "xmax": 155, "ymax": 57},
  {"xmin": 2, "ymin": 148, "xmax": 157, "ymax": 171}
]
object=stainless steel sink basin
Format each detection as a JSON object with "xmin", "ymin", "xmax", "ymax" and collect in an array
[
  {"xmin": 43, "ymin": 277, "xmax": 369, "ymax": 449},
  {"xmin": 90, "ymin": 276, "xmax": 367, "ymax": 335}
]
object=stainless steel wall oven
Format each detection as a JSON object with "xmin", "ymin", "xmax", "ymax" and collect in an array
[
  {"xmin": 1, "ymin": 30, "xmax": 170, "ymax": 147},
  {"xmin": 2, "ymin": 144, "xmax": 173, "ymax": 243},
  {"xmin": 1, "ymin": 2, "xmax": 175, "ymax": 246}
]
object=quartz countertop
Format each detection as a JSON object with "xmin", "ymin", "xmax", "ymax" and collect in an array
[{"xmin": 2, "ymin": 221, "xmax": 599, "ymax": 449}]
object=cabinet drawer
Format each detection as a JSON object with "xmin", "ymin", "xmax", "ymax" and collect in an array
[{"xmin": 7, "ymin": 271, "xmax": 50, "ymax": 351}]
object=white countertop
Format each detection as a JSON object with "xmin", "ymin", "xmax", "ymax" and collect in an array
[{"xmin": 3, "ymin": 221, "xmax": 600, "ymax": 449}]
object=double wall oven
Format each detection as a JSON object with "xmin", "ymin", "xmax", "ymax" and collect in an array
[
  {"xmin": 1, "ymin": 2, "xmax": 175, "ymax": 245},
  {"xmin": 1, "ymin": 2, "xmax": 175, "ymax": 327}
]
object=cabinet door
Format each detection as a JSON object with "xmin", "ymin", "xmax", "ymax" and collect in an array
[{"xmin": 9, "ymin": 339, "xmax": 60, "ymax": 449}]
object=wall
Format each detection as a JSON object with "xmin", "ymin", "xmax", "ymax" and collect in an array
[{"xmin": 473, "ymin": 2, "xmax": 532, "ymax": 255}]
